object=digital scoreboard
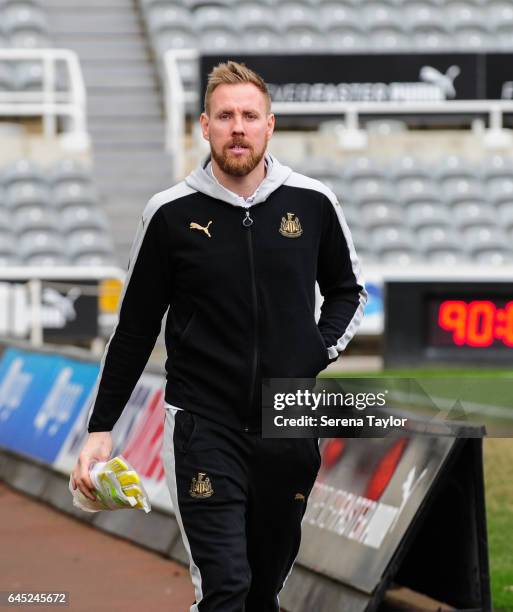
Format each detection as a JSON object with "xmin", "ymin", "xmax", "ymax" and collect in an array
[{"xmin": 384, "ymin": 281, "xmax": 513, "ymax": 366}]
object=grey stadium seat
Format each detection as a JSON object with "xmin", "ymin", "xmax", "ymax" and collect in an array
[
  {"xmin": 371, "ymin": 226, "xmax": 416, "ymax": 256},
  {"xmin": 453, "ymin": 24, "xmax": 493, "ymax": 51},
  {"xmin": 12, "ymin": 206, "xmax": 60, "ymax": 234},
  {"xmin": 66, "ymin": 231, "xmax": 114, "ymax": 259},
  {"xmin": 0, "ymin": 233, "xmax": 16, "ymax": 257},
  {"xmin": 497, "ymin": 203, "xmax": 513, "ymax": 230},
  {"xmin": 353, "ymin": 181, "xmax": 395, "ymax": 206},
  {"xmin": 52, "ymin": 182, "xmax": 97, "ymax": 210},
  {"xmin": 197, "ymin": 27, "xmax": 239, "ymax": 52},
  {"xmin": 284, "ymin": 25, "xmax": 324, "ymax": 51},
  {"xmin": 425, "ymin": 248, "xmax": 468, "ymax": 266},
  {"xmin": 236, "ymin": 4, "xmax": 275, "ymax": 29},
  {"xmin": 1, "ymin": 159, "xmax": 45, "ymax": 188},
  {"xmin": 441, "ymin": 182, "xmax": 485, "ymax": 207},
  {"xmin": 19, "ymin": 231, "xmax": 64, "ymax": 259},
  {"xmin": 3, "ymin": 6, "xmax": 48, "ymax": 36},
  {"xmin": 388, "ymin": 156, "xmax": 433, "ymax": 182},
  {"xmin": 147, "ymin": 6, "xmax": 191, "ymax": 33},
  {"xmin": 0, "ymin": 63, "xmax": 16, "ymax": 91},
  {"xmin": 242, "ymin": 27, "xmax": 284, "ymax": 52},
  {"xmin": 155, "ymin": 28, "xmax": 197, "ymax": 54},
  {"xmin": 73, "ymin": 253, "xmax": 117, "ymax": 267},
  {"xmin": 398, "ymin": 180, "xmax": 441, "ymax": 207},
  {"xmin": 368, "ymin": 24, "xmax": 411, "ymax": 51},
  {"xmin": 453, "ymin": 202, "xmax": 496, "ymax": 231},
  {"xmin": 320, "ymin": 3, "xmax": 359, "ymax": 28},
  {"xmin": 485, "ymin": 175, "xmax": 513, "ymax": 200},
  {"xmin": 405, "ymin": 203, "xmax": 451, "ymax": 230},
  {"xmin": 48, "ymin": 159, "xmax": 92, "ymax": 187},
  {"xmin": 279, "ymin": 2, "xmax": 316, "ymax": 28},
  {"xmin": 8, "ymin": 31, "xmax": 50, "ymax": 47},
  {"xmin": 193, "ymin": 5, "xmax": 233, "ymax": 28},
  {"xmin": 481, "ymin": 154, "xmax": 513, "ymax": 179},
  {"xmin": 25, "ymin": 254, "xmax": 69, "ymax": 266},
  {"xmin": 0, "ymin": 209, "xmax": 11, "ymax": 232},
  {"xmin": 434, "ymin": 156, "xmax": 476, "ymax": 182},
  {"xmin": 416, "ymin": 226, "xmax": 460, "ymax": 251},
  {"xmin": 344, "ymin": 156, "xmax": 385, "ymax": 182},
  {"xmin": 324, "ymin": 23, "xmax": 367, "ymax": 51},
  {"xmin": 61, "ymin": 207, "xmax": 109, "ymax": 234},
  {"xmin": 5, "ymin": 183, "xmax": 51, "ymax": 210},
  {"xmin": 361, "ymin": 203, "xmax": 403, "ymax": 230}
]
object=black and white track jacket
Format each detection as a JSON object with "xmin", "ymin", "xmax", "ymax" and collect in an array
[{"xmin": 87, "ymin": 153, "xmax": 367, "ymax": 433}]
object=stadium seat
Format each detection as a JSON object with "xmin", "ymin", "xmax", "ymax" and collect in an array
[
  {"xmin": 398, "ymin": 180, "xmax": 441, "ymax": 207},
  {"xmin": 0, "ymin": 63, "xmax": 16, "ymax": 91},
  {"xmin": 24, "ymin": 254, "xmax": 69, "ymax": 266},
  {"xmin": 12, "ymin": 206, "xmax": 60, "ymax": 234},
  {"xmin": 5, "ymin": 183, "xmax": 51, "ymax": 210},
  {"xmin": 405, "ymin": 202, "xmax": 451, "ymax": 230},
  {"xmin": 61, "ymin": 207, "xmax": 110, "ymax": 234},
  {"xmin": 3, "ymin": 6, "xmax": 48, "ymax": 36},
  {"xmin": 52, "ymin": 183, "xmax": 98, "ymax": 210},
  {"xmin": 147, "ymin": 6, "xmax": 191, "ymax": 34},
  {"xmin": 19, "ymin": 230, "xmax": 64, "ymax": 259},
  {"xmin": 1, "ymin": 159, "xmax": 45, "ymax": 188},
  {"xmin": 49, "ymin": 159, "xmax": 92, "ymax": 188},
  {"xmin": 453, "ymin": 203, "xmax": 496, "ymax": 231},
  {"xmin": 361, "ymin": 202, "xmax": 403, "ymax": 230},
  {"xmin": 66, "ymin": 231, "xmax": 114, "ymax": 259}
]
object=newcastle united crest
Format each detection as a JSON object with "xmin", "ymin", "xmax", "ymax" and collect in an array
[
  {"xmin": 279, "ymin": 212, "xmax": 303, "ymax": 238},
  {"xmin": 189, "ymin": 472, "xmax": 214, "ymax": 498}
]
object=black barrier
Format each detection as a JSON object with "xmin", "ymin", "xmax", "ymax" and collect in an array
[
  {"xmin": 290, "ymin": 421, "xmax": 490, "ymax": 612},
  {"xmin": 200, "ymin": 53, "xmax": 513, "ymax": 113}
]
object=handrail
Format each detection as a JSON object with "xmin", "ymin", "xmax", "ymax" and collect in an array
[
  {"xmin": 0, "ymin": 48, "xmax": 87, "ymax": 137},
  {"xmin": 163, "ymin": 49, "xmax": 513, "ymax": 178},
  {"xmin": 163, "ymin": 48, "xmax": 199, "ymax": 179}
]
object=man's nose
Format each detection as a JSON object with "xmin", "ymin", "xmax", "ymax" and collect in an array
[{"xmin": 231, "ymin": 115, "xmax": 245, "ymax": 133}]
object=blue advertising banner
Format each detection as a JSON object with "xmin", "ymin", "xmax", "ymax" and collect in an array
[{"xmin": 0, "ymin": 347, "xmax": 99, "ymax": 463}]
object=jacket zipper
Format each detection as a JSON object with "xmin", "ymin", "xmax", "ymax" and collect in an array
[{"xmin": 243, "ymin": 209, "xmax": 258, "ymax": 432}]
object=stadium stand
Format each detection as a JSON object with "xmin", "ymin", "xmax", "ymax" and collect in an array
[
  {"xmin": 301, "ymin": 153, "xmax": 513, "ymax": 266},
  {"xmin": 0, "ymin": 158, "xmax": 116, "ymax": 267}
]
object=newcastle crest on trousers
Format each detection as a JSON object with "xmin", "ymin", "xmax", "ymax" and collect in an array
[
  {"xmin": 189, "ymin": 472, "xmax": 214, "ymax": 498},
  {"xmin": 279, "ymin": 212, "xmax": 303, "ymax": 238}
]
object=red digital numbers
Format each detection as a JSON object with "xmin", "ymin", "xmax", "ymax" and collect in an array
[{"xmin": 438, "ymin": 300, "xmax": 513, "ymax": 347}]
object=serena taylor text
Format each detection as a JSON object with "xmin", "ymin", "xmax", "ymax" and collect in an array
[{"xmin": 274, "ymin": 415, "xmax": 407, "ymax": 428}]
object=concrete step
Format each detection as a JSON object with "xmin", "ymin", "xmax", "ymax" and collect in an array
[
  {"xmin": 46, "ymin": 0, "xmax": 134, "ymax": 7},
  {"xmin": 90, "ymin": 124, "xmax": 165, "ymax": 145},
  {"xmin": 83, "ymin": 62, "xmax": 159, "ymax": 89},
  {"xmin": 51, "ymin": 37, "xmax": 150, "ymax": 61},
  {"xmin": 51, "ymin": 13, "xmax": 141, "ymax": 35},
  {"xmin": 88, "ymin": 93, "xmax": 162, "ymax": 117}
]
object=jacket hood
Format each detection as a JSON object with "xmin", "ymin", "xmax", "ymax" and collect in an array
[{"xmin": 184, "ymin": 152, "xmax": 293, "ymax": 207}]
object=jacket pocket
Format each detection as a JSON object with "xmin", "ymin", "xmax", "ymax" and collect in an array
[{"xmin": 174, "ymin": 410, "xmax": 197, "ymax": 454}]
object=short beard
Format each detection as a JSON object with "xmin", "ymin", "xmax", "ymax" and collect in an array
[{"xmin": 210, "ymin": 140, "xmax": 266, "ymax": 177}]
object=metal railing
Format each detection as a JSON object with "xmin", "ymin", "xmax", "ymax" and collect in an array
[
  {"xmin": 0, "ymin": 48, "xmax": 87, "ymax": 137},
  {"xmin": 163, "ymin": 49, "xmax": 513, "ymax": 177}
]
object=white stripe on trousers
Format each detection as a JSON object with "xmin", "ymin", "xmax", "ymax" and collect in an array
[{"xmin": 162, "ymin": 405, "xmax": 204, "ymax": 612}]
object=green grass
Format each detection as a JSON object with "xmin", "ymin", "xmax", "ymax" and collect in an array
[{"xmin": 323, "ymin": 367, "xmax": 513, "ymax": 610}]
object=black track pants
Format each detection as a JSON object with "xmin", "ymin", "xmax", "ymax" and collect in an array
[{"xmin": 162, "ymin": 405, "xmax": 321, "ymax": 612}]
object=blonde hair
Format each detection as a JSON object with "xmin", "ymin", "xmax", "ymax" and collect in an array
[{"xmin": 204, "ymin": 60, "xmax": 272, "ymax": 116}]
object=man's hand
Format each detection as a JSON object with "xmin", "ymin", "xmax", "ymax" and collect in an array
[{"xmin": 71, "ymin": 432, "xmax": 113, "ymax": 501}]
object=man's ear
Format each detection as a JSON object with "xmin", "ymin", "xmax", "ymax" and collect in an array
[
  {"xmin": 199, "ymin": 112, "xmax": 209, "ymax": 141},
  {"xmin": 266, "ymin": 112, "xmax": 275, "ymax": 140}
]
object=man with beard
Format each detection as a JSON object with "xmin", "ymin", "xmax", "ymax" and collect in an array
[{"xmin": 72, "ymin": 61, "xmax": 367, "ymax": 611}]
